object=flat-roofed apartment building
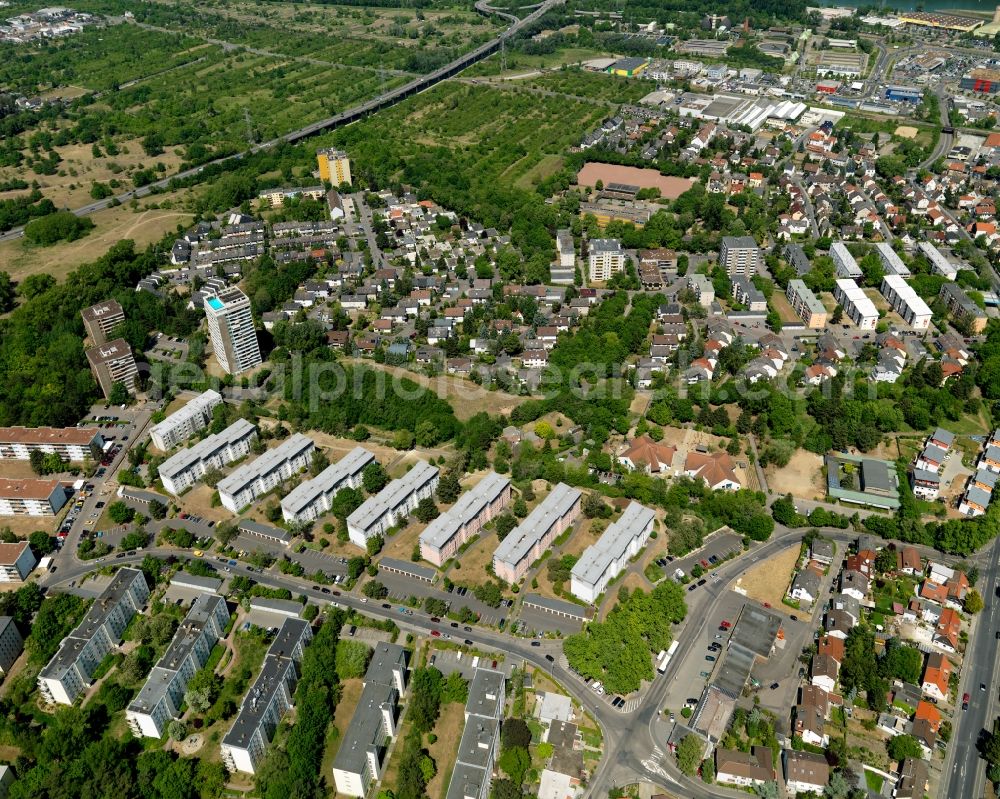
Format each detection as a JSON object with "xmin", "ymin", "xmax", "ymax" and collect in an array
[
  {"xmin": 218, "ymin": 433, "xmax": 315, "ymax": 513},
  {"xmin": 347, "ymin": 460, "xmax": 440, "ymax": 548},
  {"xmin": 0, "ymin": 616, "xmax": 23, "ymax": 675},
  {"xmin": 332, "ymin": 643, "xmax": 409, "ymax": 797},
  {"xmin": 0, "ymin": 478, "xmax": 68, "ymax": 517},
  {"xmin": 221, "ymin": 618, "xmax": 312, "ymax": 774},
  {"xmin": 881, "ymin": 275, "xmax": 932, "ymax": 329},
  {"xmin": 571, "ymin": 501, "xmax": 655, "ymax": 603},
  {"xmin": 720, "ymin": 236, "xmax": 760, "ymax": 278},
  {"xmin": 493, "ymin": 483, "xmax": 581, "ymax": 583},
  {"xmin": 81, "ymin": 299, "xmax": 125, "ymax": 346},
  {"xmin": 38, "ymin": 568, "xmax": 149, "ymax": 705},
  {"xmin": 0, "ymin": 542, "xmax": 37, "ymax": 582},
  {"xmin": 830, "ymin": 242, "xmax": 862, "ymax": 280},
  {"xmin": 158, "ymin": 418, "xmax": 258, "ymax": 496},
  {"xmin": 588, "ymin": 239, "xmax": 625, "ymax": 282},
  {"xmin": 939, "ymin": 282, "xmax": 988, "ymax": 333},
  {"xmin": 280, "ymin": 446, "xmax": 374, "ymax": 523},
  {"xmin": 874, "ymin": 242, "xmax": 910, "ymax": 277},
  {"xmin": 833, "ymin": 279, "xmax": 878, "ymax": 329},
  {"xmin": 86, "ymin": 338, "xmax": 139, "ymax": 398},
  {"xmin": 419, "ymin": 472, "xmax": 512, "ymax": 566},
  {"xmin": 786, "ymin": 280, "xmax": 828, "ymax": 328},
  {"xmin": 0, "ymin": 426, "xmax": 104, "ymax": 462},
  {"xmin": 149, "ymin": 390, "xmax": 224, "ymax": 451},
  {"xmin": 127, "ymin": 594, "xmax": 229, "ymax": 737},
  {"xmin": 204, "ymin": 288, "xmax": 263, "ymax": 376},
  {"xmin": 445, "ymin": 668, "xmax": 506, "ymax": 799}
]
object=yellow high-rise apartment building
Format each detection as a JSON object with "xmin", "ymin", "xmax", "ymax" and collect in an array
[{"xmin": 317, "ymin": 148, "xmax": 352, "ymax": 186}]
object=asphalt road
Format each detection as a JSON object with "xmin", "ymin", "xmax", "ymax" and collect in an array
[{"xmin": 943, "ymin": 537, "xmax": 1000, "ymax": 799}]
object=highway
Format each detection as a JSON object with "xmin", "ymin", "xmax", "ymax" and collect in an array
[{"xmin": 0, "ymin": 0, "xmax": 560, "ymax": 243}]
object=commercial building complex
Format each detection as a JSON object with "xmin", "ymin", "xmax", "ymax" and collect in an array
[
  {"xmin": 149, "ymin": 390, "xmax": 224, "ymax": 451},
  {"xmin": 0, "ymin": 542, "xmax": 37, "ymax": 582},
  {"xmin": 570, "ymin": 501, "xmax": 655, "ymax": 603},
  {"xmin": 347, "ymin": 460, "xmax": 440, "ymax": 547},
  {"xmin": 833, "ymin": 279, "xmax": 878, "ymax": 329},
  {"xmin": 280, "ymin": 446, "xmax": 374, "ymax": 523},
  {"xmin": 86, "ymin": 338, "xmax": 139, "ymax": 398},
  {"xmin": 445, "ymin": 668, "xmax": 506, "ymax": 799},
  {"xmin": 719, "ymin": 236, "xmax": 760, "ymax": 277},
  {"xmin": 221, "ymin": 618, "xmax": 312, "ymax": 773},
  {"xmin": 587, "ymin": 239, "xmax": 625, "ymax": 282},
  {"xmin": 218, "ymin": 433, "xmax": 315, "ymax": 513},
  {"xmin": 38, "ymin": 568, "xmax": 149, "ymax": 705},
  {"xmin": 0, "ymin": 478, "xmax": 68, "ymax": 517},
  {"xmin": 786, "ymin": 280, "xmax": 828, "ymax": 328},
  {"xmin": 81, "ymin": 299, "xmax": 125, "ymax": 346},
  {"xmin": 127, "ymin": 594, "xmax": 229, "ymax": 738},
  {"xmin": 317, "ymin": 148, "xmax": 352, "ymax": 185},
  {"xmin": 0, "ymin": 426, "xmax": 104, "ymax": 462},
  {"xmin": 419, "ymin": 472, "xmax": 512, "ymax": 566},
  {"xmin": 204, "ymin": 288, "xmax": 263, "ymax": 375},
  {"xmin": 158, "ymin": 418, "xmax": 258, "ymax": 496},
  {"xmin": 880, "ymin": 275, "xmax": 932, "ymax": 329},
  {"xmin": 493, "ymin": 483, "xmax": 581, "ymax": 583},
  {"xmin": 332, "ymin": 643, "xmax": 409, "ymax": 797}
]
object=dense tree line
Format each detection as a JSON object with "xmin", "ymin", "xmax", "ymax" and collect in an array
[{"xmin": 563, "ymin": 581, "xmax": 686, "ymax": 694}]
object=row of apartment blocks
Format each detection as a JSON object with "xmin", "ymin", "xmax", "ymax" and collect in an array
[
  {"xmin": 347, "ymin": 460, "xmax": 440, "ymax": 547},
  {"xmin": 281, "ymin": 446, "xmax": 374, "ymax": 523},
  {"xmin": 218, "ymin": 433, "xmax": 315, "ymax": 513},
  {"xmin": 570, "ymin": 502, "xmax": 655, "ymax": 603},
  {"xmin": 0, "ymin": 425, "xmax": 105, "ymax": 462},
  {"xmin": 493, "ymin": 483, "xmax": 582, "ymax": 583},
  {"xmin": 38, "ymin": 568, "xmax": 149, "ymax": 705},
  {"xmin": 158, "ymin": 418, "xmax": 258, "ymax": 496},
  {"xmin": 149, "ymin": 390, "xmax": 223, "ymax": 451},
  {"xmin": 959, "ymin": 428, "xmax": 1000, "ymax": 517},
  {"xmin": 419, "ymin": 472, "xmax": 512, "ymax": 566},
  {"xmin": 444, "ymin": 668, "xmax": 506, "ymax": 799},
  {"xmin": 833, "ymin": 279, "xmax": 878, "ymax": 330},
  {"xmin": 0, "ymin": 478, "xmax": 69, "ymax": 517},
  {"xmin": 221, "ymin": 617, "xmax": 313, "ymax": 773},
  {"xmin": 126, "ymin": 594, "xmax": 229, "ymax": 737},
  {"xmin": 332, "ymin": 643, "xmax": 409, "ymax": 796}
]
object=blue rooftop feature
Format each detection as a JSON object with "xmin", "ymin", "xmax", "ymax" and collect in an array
[{"xmin": 207, "ymin": 297, "xmax": 224, "ymax": 311}]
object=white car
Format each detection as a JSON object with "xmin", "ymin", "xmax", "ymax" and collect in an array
[{"xmin": 360, "ymin": 597, "xmax": 369, "ymax": 603}]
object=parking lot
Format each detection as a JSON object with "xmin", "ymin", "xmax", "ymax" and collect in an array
[
  {"xmin": 517, "ymin": 604, "xmax": 585, "ymax": 637},
  {"xmin": 667, "ymin": 531, "xmax": 744, "ymax": 585},
  {"xmin": 377, "ymin": 572, "xmax": 508, "ymax": 627},
  {"xmin": 231, "ymin": 534, "xmax": 348, "ymax": 579},
  {"xmin": 426, "ymin": 648, "xmax": 516, "ymax": 680}
]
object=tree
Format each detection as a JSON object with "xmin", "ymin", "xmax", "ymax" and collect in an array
[
  {"xmin": 28, "ymin": 530, "xmax": 55, "ymax": 555},
  {"xmin": 367, "ymin": 534, "xmax": 384, "ymax": 556},
  {"xmin": 408, "ymin": 667, "xmax": 443, "ymax": 732},
  {"xmin": 363, "ymin": 580, "xmax": 388, "ymax": 599},
  {"xmin": 436, "ymin": 472, "xmax": 461, "ymax": 504},
  {"xmin": 414, "ymin": 497, "xmax": 439, "ymax": 523},
  {"xmin": 336, "ymin": 640, "xmax": 372, "ymax": 679},
  {"xmin": 676, "ymin": 734, "xmax": 702, "ymax": 776},
  {"xmin": 831, "ymin": 305, "xmax": 844, "ymax": 324},
  {"xmin": 501, "ymin": 718, "xmax": 532, "ymax": 750},
  {"xmin": 887, "ymin": 734, "xmax": 923, "ymax": 761},
  {"xmin": 331, "ymin": 487, "xmax": 364, "ymax": 520},
  {"xmin": 167, "ymin": 719, "xmax": 187, "ymax": 741},
  {"xmin": 363, "ymin": 462, "xmax": 390, "ymax": 494},
  {"xmin": 0, "ymin": 271, "xmax": 14, "ymax": 313},
  {"xmin": 23, "ymin": 210, "xmax": 94, "ymax": 245},
  {"xmin": 148, "ymin": 499, "xmax": 167, "ymax": 520},
  {"xmin": 875, "ymin": 548, "xmax": 897, "ymax": 574},
  {"xmin": 310, "ymin": 449, "xmax": 330, "ymax": 476},
  {"xmin": 442, "ymin": 671, "xmax": 468, "ymax": 704},
  {"xmin": 495, "ymin": 514, "xmax": 518, "ymax": 541},
  {"xmin": 965, "ymin": 588, "xmax": 984, "ymax": 614},
  {"xmin": 108, "ymin": 381, "xmax": 131, "ymax": 407}
]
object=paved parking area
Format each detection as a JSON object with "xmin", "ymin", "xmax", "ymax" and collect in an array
[
  {"xmin": 517, "ymin": 604, "xmax": 584, "ymax": 637},
  {"xmin": 667, "ymin": 531, "xmax": 743, "ymax": 582},
  {"xmin": 230, "ymin": 534, "xmax": 348, "ymax": 579},
  {"xmin": 427, "ymin": 648, "xmax": 516, "ymax": 680},
  {"xmin": 378, "ymin": 573, "xmax": 508, "ymax": 627}
]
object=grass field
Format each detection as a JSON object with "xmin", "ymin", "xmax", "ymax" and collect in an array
[
  {"xmin": 0, "ymin": 203, "xmax": 193, "ymax": 284},
  {"xmin": 321, "ymin": 676, "xmax": 364, "ymax": 787},
  {"xmin": 425, "ymin": 701, "xmax": 466, "ymax": 799},
  {"xmin": 766, "ymin": 449, "xmax": 826, "ymax": 501},
  {"xmin": 735, "ymin": 545, "xmax": 801, "ymax": 616}
]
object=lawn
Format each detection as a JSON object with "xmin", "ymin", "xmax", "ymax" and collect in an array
[
  {"xmin": 425, "ymin": 701, "xmax": 466, "ymax": 799},
  {"xmin": 320, "ymin": 676, "xmax": 364, "ymax": 783},
  {"xmin": 864, "ymin": 770, "xmax": 884, "ymax": 792}
]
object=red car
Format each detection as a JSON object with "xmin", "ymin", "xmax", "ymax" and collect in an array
[
  {"xmin": 431, "ymin": 630, "xmax": 440, "ymax": 637},
  {"xmin": 963, "ymin": 693, "xmax": 970, "ymax": 711},
  {"xmin": 720, "ymin": 620, "xmax": 731, "ymax": 629}
]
